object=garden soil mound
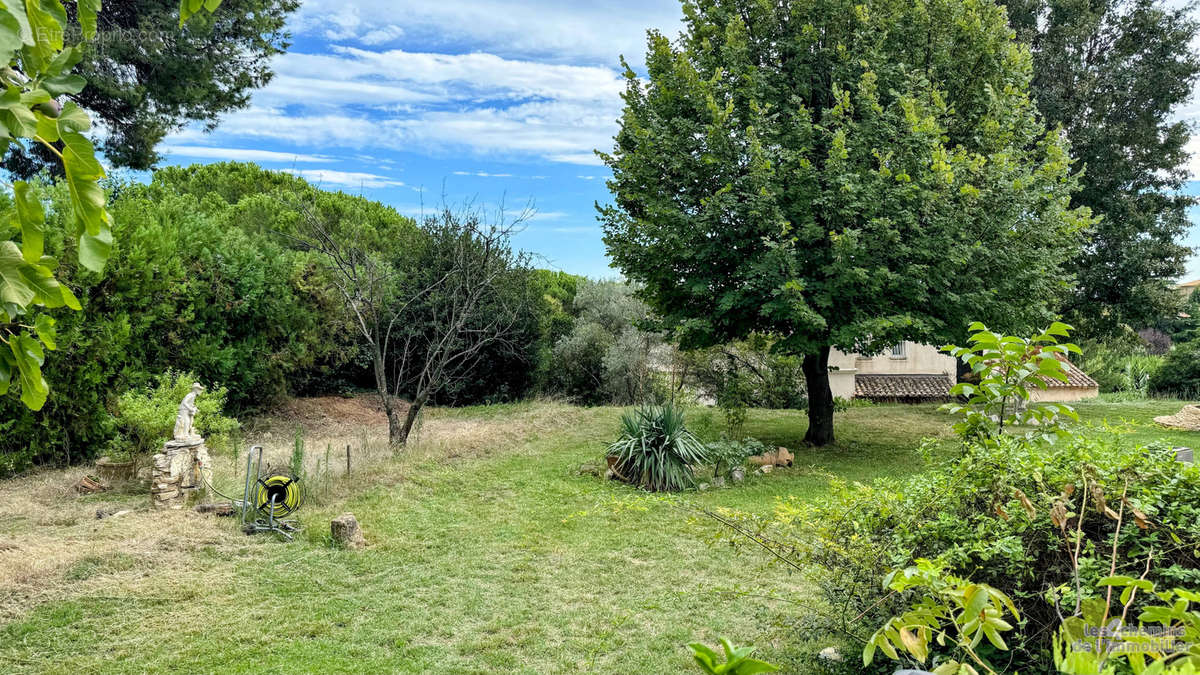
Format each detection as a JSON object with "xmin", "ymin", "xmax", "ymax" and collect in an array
[
  {"xmin": 277, "ymin": 395, "xmax": 388, "ymax": 427},
  {"xmin": 1153, "ymin": 404, "xmax": 1200, "ymax": 431}
]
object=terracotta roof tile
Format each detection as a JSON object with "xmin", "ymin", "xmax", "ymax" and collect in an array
[{"xmin": 855, "ymin": 374, "xmax": 953, "ymax": 400}]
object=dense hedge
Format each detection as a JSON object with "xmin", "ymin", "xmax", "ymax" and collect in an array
[
  {"xmin": 0, "ymin": 163, "xmax": 577, "ymax": 474},
  {"xmin": 768, "ymin": 434, "xmax": 1200, "ymax": 673}
]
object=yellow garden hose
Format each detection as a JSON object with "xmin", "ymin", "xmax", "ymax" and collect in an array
[{"xmin": 253, "ymin": 473, "xmax": 304, "ymax": 517}]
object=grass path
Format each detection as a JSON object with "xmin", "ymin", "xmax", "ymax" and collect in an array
[{"xmin": 0, "ymin": 398, "xmax": 1194, "ymax": 673}]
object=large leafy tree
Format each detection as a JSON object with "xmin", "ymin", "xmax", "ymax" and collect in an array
[
  {"xmin": 600, "ymin": 0, "xmax": 1092, "ymax": 445},
  {"xmin": 5, "ymin": 0, "xmax": 296, "ymax": 177},
  {"xmin": 1004, "ymin": 0, "xmax": 1200, "ymax": 338}
]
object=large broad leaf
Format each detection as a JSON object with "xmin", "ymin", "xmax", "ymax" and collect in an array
[
  {"xmin": 13, "ymin": 180, "xmax": 43, "ymax": 262},
  {"xmin": 58, "ymin": 280, "xmax": 79, "ymax": 310},
  {"xmin": 34, "ymin": 108, "xmax": 56, "ymax": 141},
  {"xmin": 60, "ymin": 124, "xmax": 110, "ymax": 270},
  {"xmin": 33, "ymin": 312, "xmax": 54, "ymax": 349},
  {"xmin": 179, "ymin": 0, "xmax": 221, "ymax": 25},
  {"xmin": 10, "ymin": 332, "xmax": 47, "ymax": 409},
  {"xmin": 77, "ymin": 220, "xmax": 110, "ymax": 271},
  {"xmin": 1, "ymin": 1, "xmax": 32, "ymax": 45},
  {"xmin": 0, "ymin": 84, "xmax": 36, "ymax": 137},
  {"xmin": 0, "ymin": 6, "xmax": 25, "ymax": 57},
  {"xmin": 21, "ymin": 0, "xmax": 66, "ymax": 72},
  {"xmin": 56, "ymin": 100, "xmax": 90, "ymax": 134},
  {"xmin": 0, "ymin": 240, "xmax": 33, "ymax": 305},
  {"xmin": 76, "ymin": 0, "xmax": 99, "ymax": 39},
  {"xmin": 0, "ymin": 348, "xmax": 11, "ymax": 395},
  {"xmin": 16, "ymin": 255, "xmax": 65, "ymax": 307},
  {"xmin": 40, "ymin": 72, "xmax": 83, "ymax": 96},
  {"xmin": 42, "ymin": 42, "xmax": 80, "ymax": 76}
]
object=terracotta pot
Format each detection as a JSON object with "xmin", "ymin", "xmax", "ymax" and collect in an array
[
  {"xmin": 605, "ymin": 455, "xmax": 630, "ymax": 482},
  {"xmin": 95, "ymin": 457, "xmax": 135, "ymax": 483}
]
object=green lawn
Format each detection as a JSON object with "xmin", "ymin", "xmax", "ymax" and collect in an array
[{"xmin": 0, "ymin": 398, "xmax": 1195, "ymax": 674}]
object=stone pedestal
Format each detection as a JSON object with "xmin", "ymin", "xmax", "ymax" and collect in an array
[{"xmin": 151, "ymin": 437, "xmax": 212, "ymax": 510}]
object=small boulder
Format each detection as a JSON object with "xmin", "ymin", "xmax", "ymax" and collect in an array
[
  {"xmin": 331, "ymin": 512, "xmax": 366, "ymax": 549},
  {"xmin": 577, "ymin": 463, "xmax": 601, "ymax": 477},
  {"xmin": 817, "ymin": 646, "xmax": 843, "ymax": 663},
  {"xmin": 775, "ymin": 447, "xmax": 794, "ymax": 467},
  {"xmin": 730, "ymin": 467, "xmax": 745, "ymax": 484}
]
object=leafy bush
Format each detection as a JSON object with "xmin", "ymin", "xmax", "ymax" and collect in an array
[
  {"xmin": 546, "ymin": 280, "xmax": 666, "ymax": 405},
  {"xmin": 705, "ymin": 438, "xmax": 766, "ymax": 479},
  {"xmin": 0, "ymin": 164, "xmax": 567, "ymax": 475},
  {"xmin": 941, "ymin": 322, "xmax": 1081, "ymax": 443},
  {"xmin": 864, "ymin": 559, "xmax": 1019, "ymax": 674},
  {"xmin": 1149, "ymin": 342, "xmax": 1200, "ymax": 398},
  {"xmin": 113, "ymin": 371, "xmax": 239, "ymax": 461},
  {"xmin": 606, "ymin": 404, "xmax": 710, "ymax": 492},
  {"xmin": 721, "ymin": 433, "xmax": 1200, "ymax": 672},
  {"xmin": 682, "ymin": 337, "xmax": 808, "ymax": 411},
  {"xmin": 1078, "ymin": 339, "xmax": 1164, "ymax": 394}
]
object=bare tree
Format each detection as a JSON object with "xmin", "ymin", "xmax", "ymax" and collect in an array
[{"xmin": 284, "ymin": 198, "xmax": 535, "ymax": 446}]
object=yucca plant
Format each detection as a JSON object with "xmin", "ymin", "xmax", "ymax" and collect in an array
[{"xmin": 606, "ymin": 404, "xmax": 709, "ymax": 492}]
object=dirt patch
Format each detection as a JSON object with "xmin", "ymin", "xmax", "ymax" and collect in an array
[{"xmin": 269, "ymin": 393, "xmax": 392, "ymax": 430}]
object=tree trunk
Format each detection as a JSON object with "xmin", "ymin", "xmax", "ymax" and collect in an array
[
  {"xmin": 386, "ymin": 406, "xmax": 405, "ymax": 446},
  {"xmin": 802, "ymin": 345, "xmax": 835, "ymax": 446},
  {"xmin": 396, "ymin": 392, "xmax": 429, "ymax": 446}
]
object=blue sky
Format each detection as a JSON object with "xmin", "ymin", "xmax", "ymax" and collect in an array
[{"xmin": 155, "ymin": 0, "xmax": 1200, "ymax": 282}]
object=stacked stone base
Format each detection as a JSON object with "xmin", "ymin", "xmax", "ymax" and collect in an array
[{"xmin": 152, "ymin": 438, "xmax": 212, "ymax": 510}]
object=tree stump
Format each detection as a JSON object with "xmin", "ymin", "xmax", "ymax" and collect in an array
[{"xmin": 331, "ymin": 513, "xmax": 366, "ymax": 549}]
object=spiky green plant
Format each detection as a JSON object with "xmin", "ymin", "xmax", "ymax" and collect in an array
[{"xmin": 606, "ymin": 404, "xmax": 709, "ymax": 492}]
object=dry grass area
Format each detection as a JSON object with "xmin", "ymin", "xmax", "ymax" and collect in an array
[{"xmin": 0, "ymin": 396, "xmax": 588, "ymax": 626}]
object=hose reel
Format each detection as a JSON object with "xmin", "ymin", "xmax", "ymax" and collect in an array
[
  {"xmin": 254, "ymin": 472, "xmax": 304, "ymax": 519},
  {"xmin": 240, "ymin": 446, "xmax": 304, "ymax": 540}
]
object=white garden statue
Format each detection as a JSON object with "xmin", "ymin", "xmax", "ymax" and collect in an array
[{"xmin": 173, "ymin": 383, "xmax": 205, "ymax": 441}]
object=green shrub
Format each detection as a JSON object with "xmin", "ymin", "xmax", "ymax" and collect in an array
[
  {"xmin": 112, "ymin": 371, "xmax": 239, "ymax": 461},
  {"xmin": 704, "ymin": 437, "xmax": 766, "ymax": 479},
  {"xmin": 1148, "ymin": 342, "xmax": 1200, "ymax": 398},
  {"xmin": 721, "ymin": 434, "xmax": 1200, "ymax": 672},
  {"xmin": 1078, "ymin": 339, "xmax": 1164, "ymax": 394},
  {"xmin": 546, "ymin": 280, "xmax": 666, "ymax": 405},
  {"xmin": 683, "ymin": 337, "xmax": 808, "ymax": 411},
  {"xmin": 941, "ymin": 322, "xmax": 1081, "ymax": 443},
  {"xmin": 606, "ymin": 404, "xmax": 710, "ymax": 492}
]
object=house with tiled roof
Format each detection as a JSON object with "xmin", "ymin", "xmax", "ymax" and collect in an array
[{"xmin": 827, "ymin": 341, "xmax": 1099, "ymax": 403}]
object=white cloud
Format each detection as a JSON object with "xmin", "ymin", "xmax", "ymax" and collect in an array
[
  {"xmin": 452, "ymin": 171, "xmax": 514, "ymax": 177},
  {"xmin": 280, "ymin": 168, "xmax": 406, "ymax": 189},
  {"xmin": 291, "ymin": 0, "xmax": 684, "ymax": 66},
  {"xmin": 360, "ymin": 25, "xmax": 405, "ymax": 45},
  {"xmin": 1184, "ymin": 136, "xmax": 1200, "ymax": 180},
  {"xmin": 160, "ymin": 145, "xmax": 333, "ymax": 163},
  {"xmin": 526, "ymin": 211, "xmax": 568, "ymax": 221},
  {"xmin": 169, "ymin": 47, "xmax": 627, "ymax": 165}
]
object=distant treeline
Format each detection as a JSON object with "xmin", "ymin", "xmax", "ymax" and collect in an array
[{"xmin": 0, "ymin": 163, "xmax": 587, "ymax": 474}]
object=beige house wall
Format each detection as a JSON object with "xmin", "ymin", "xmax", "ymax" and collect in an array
[
  {"xmin": 1029, "ymin": 386, "xmax": 1098, "ymax": 402},
  {"xmin": 829, "ymin": 342, "xmax": 957, "ymax": 398},
  {"xmin": 852, "ymin": 342, "xmax": 957, "ymax": 376}
]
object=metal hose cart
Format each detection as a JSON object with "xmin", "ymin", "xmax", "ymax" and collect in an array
[{"xmin": 205, "ymin": 445, "xmax": 304, "ymax": 540}]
